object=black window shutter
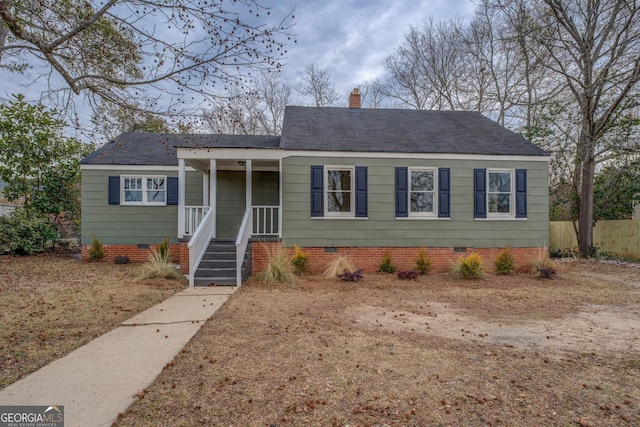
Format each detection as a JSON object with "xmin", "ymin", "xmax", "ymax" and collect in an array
[
  {"xmin": 474, "ymin": 169, "xmax": 486, "ymax": 218},
  {"xmin": 310, "ymin": 166, "xmax": 324, "ymax": 217},
  {"xmin": 438, "ymin": 168, "xmax": 450, "ymax": 218},
  {"xmin": 395, "ymin": 167, "xmax": 408, "ymax": 217},
  {"xmin": 355, "ymin": 166, "xmax": 368, "ymax": 217},
  {"xmin": 108, "ymin": 176, "xmax": 120, "ymax": 205},
  {"xmin": 167, "ymin": 177, "xmax": 178, "ymax": 205},
  {"xmin": 515, "ymin": 169, "xmax": 527, "ymax": 218}
]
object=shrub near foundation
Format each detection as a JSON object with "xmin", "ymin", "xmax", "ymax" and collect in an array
[
  {"xmin": 378, "ymin": 250, "xmax": 397, "ymax": 273},
  {"xmin": 414, "ymin": 248, "xmax": 432, "ymax": 275},
  {"xmin": 291, "ymin": 245, "xmax": 310, "ymax": 275},
  {"xmin": 494, "ymin": 246, "xmax": 516, "ymax": 274},
  {"xmin": 323, "ymin": 254, "xmax": 355, "ymax": 279},
  {"xmin": 453, "ymin": 253, "xmax": 484, "ymax": 279}
]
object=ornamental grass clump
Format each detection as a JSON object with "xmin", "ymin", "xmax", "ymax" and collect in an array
[
  {"xmin": 494, "ymin": 246, "xmax": 516, "ymax": 274},
  {"xmin": 414, "ymin": 248, "xmax": 432, "ymax": 275},
  {"xmin": 256, "ymin": 245, "xmax": 296, "ymax": 286},
  {"xmin": 323, "ymin": 254, "xmax": 355, "ymax": 279},
  {"xmin": 138, "ymin": 240, "xmax": 182, "ymax": 280},
  {"xmin": 378, "ymin": 250, "xmax": 397, "ymax": 273},
  {"xmin": 531, "ymin": 248, "xmax": 557, "ymax": 279},
  {"xmin": 452, "ymin": 253, "xmax": 484, "ymax": 279},
  {"xmin": 291, "ymin": 245, "xmax": 310, "ymax": 275}
]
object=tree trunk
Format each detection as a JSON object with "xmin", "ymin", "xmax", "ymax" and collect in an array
[{"xmin": 578, "ymin": 138, "xmax": 595, "ymax": 256}]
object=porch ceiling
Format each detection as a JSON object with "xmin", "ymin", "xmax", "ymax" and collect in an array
[{"xmin": 186, "ymin": 158, "xmax": 279, "ymax": 173}]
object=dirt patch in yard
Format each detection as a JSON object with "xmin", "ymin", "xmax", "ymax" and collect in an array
[
  {"xmin": 0, "ymin": 252, "xmax": 186, "ymax": 389},
  {"xmin": 116, "ymin": 260, "xmax": 639, "ymax": 427}
]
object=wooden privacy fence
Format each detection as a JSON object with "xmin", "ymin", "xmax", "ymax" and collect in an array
[{"xmin": 549, "ymin": 220, "xmax": 640, "ymax": 259}]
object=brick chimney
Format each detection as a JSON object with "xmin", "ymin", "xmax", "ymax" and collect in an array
[{"xmin": 349, "ymin": 88, "xmax": 361, "ymax": 108}]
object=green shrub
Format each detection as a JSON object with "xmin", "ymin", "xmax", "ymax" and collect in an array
[
  {"xmin": 88, "ymin": 236, "xmax": 106, "ymax": 261},
  {"xmin": 414, "ymin": 248, "xmax": 432, "ymax": 275},
  {"xmin": 323, "ymin": 254, "xmax": 355, "ymax": 279},
  {"xmin": 256, "ymin": 244, "xmax": 296, "ymax": 286},
  {"xmin": 291, "ymin": 245, "xmax": 310, "ymax": 275},
  {"xmin": 494, "ymin": 246, "xmax": 515, "ymax": 274},
  {"xmin": 0, "ymin": 209, "xmax": 57, "ymax": 255},
  {"xmin": 378, "ymin": 250, "xmax": 397, "ymax": 273},
  {"xmin": 452, "ymin": 253, "xmax": 484, "ymax": 279},
  {"xmin": 138, "ymin": 246, "xmax": 183, "ymax": 280}
]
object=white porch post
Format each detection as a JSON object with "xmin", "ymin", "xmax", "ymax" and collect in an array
[
  {"xmin": 278, "ymin": 158, "xmax": 283, "ymax": 238},
  {"xmin": 245, "ymin": 160, "xmax": 253, "ymax": 213},
  {"xmin": 209, "ymin": 159, "xmax": 217, "ymax": 238},
  {"xmin": 202, "ymin": 173, "xmax": 209, "ymax": 207},
  {"xmin": 178, "ymin": 159, "xmax": 186, "ymax": 238}
]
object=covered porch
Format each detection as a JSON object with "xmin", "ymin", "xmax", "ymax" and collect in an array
[{"xmin": 176, "ymin": 155, "xmax": 282, "ymax": 286}]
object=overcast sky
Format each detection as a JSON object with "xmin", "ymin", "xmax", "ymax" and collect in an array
[
  {"xmin": 0, "ymin": 0, "xmax": 476, "ymax": 133},
  {"xmin": 271, "ymin": 0, "xmax": 476, "ymax": 104}
]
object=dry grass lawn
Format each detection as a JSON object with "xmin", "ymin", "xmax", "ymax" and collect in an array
[
  {"xmin": 0, "ymin": 252, "xmax": 186, "ymax": 389},
  {"xmin": 115, "ymin": 260, "xmax": 640, "ymax": 427}
]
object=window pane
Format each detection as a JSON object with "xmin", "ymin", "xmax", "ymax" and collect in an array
[
  {"xmin": 124, "ymin": 190, "xmax": 142, "ymax": 202},
  {"xmin": 489, "ymin": 194, "xmax": 510, "ymax": 213},
  {"xmin": 489, "ymin": 172, "xmax": 511, "ymax": 192},
  {"xmin": 327, "ymin": 170, "xmax": 351, "ymax": 191},
  {"xmin": 327, "ymin": 191, "xmax": 351, "ymax": 212},
  {"xmin": 411, "ymin": 170, "xmax": 434, "ymax": 191},
  {"xmin": 411, "ymin": 192, "xmax": 434, "ymax": 213},
  {"xmin": 148, "ymin": 190, "xmax": 165, "ymax": 203},
  {"xmin": 147, "ymin": 178, "xmax": 165, "ymax": 190}
]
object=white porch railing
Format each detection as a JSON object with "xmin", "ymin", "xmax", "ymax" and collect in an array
[
  {"xmin": 252, "ymin": 205, "xmax": 280, "ymax": 235},
  {"xmin": 235, "ymin": 207, "xmax": 253, "ymax": 285},
  {"xmin": 184, "ymin": 206, "xmax": 210, "ymax": 236},
  {"xmin": 187, "ymin": 207, "xmax": 216, "ymax": 287}
]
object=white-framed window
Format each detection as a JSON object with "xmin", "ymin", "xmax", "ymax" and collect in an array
[
  {"xmin": 409, "ymin": 167, "xmax": 437, "ymax": 217},
  {"xmin": 325, "ymin": 166, "xmax": 354, "ymax": 217},
  {"xmin": 487, "ymin": 169, "xmax": 514, "ymax": 217},
  {"xmin": 122, "ymin": 175, "xmax": 166, "ymax": 205}
]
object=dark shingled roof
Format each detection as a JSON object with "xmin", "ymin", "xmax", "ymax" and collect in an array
[
  {"xmin": 81, "ymin": 108, "xmax": 548, "ymax": 165},
  {"xmin": 280, "ymin": 106, "xmax": 548, "ymax": 156},
  {"xmin": 81, "ymin": 133, "xmax": 280, "ymax": 165}
]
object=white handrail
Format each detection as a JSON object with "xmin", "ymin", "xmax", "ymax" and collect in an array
[
  {"xmin": 187, "ymin": 207, "xmax": 216, "ymax": 287},
  {"xmin": 235, "ymin": 207, "xmax": 253, "ymax": 285}
]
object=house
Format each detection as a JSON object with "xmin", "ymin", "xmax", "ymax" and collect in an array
[{"xmin": 80, "ymin": 90, "xmax": 550, "ymax": 285}]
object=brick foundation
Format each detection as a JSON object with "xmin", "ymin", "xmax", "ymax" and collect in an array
[
  {"xmin": 81, "ymin": 243, "xmax": 182, "ymax": 265},
  {"xmin": 252, "ymin": 242, "xmax": 543, "ymax": 274}
]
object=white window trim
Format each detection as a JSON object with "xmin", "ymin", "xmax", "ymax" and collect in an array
[
  {"xmin": 487, "ymin": 169, "xmax": 515, "ymax": 219},
  {"xmin": 408, "ymin": 167, "xmax": 438, "ymax": 218},
  {"xmin": 324, "ymin": 165, "xmax": 355, "ymax": 217},
  {"xmin": 121, "ymin": 175, "xmax": 167, "ymax": 206}
]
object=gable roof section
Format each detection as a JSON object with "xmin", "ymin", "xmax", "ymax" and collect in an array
[
  {"xmin": 81, "ymin": 133, "xmax": 280, "ymax": 165},
  {"xmin": 280, "ymin": 106, "xmax": 548, "ymax": 156}
]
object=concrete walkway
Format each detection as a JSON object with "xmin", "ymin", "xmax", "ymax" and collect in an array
[{"xmin": 0, "ymin": 286, "xmax": 237, "ymax": 427}]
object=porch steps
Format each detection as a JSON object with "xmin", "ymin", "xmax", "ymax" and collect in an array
[{"xmin": 193, "ymin": 239, "xmax": 251, "ymax": 286}]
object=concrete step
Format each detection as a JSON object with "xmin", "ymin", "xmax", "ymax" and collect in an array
[
  {"xmin": 195, "ymin": 267, "xmax": 235, "ymax": 278},
  {"xmin": 194, "ymin": 277, "xmax": 237, "ymax": 286}
]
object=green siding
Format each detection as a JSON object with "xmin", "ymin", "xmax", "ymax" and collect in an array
[
  {"xmin": 81, "ymin": 169, "xmax": 203, "ymax": 245},
  {"xmin": 281, "ymin": 156, "xmax": 549, "ymax": 248},
  {"xmin": 216, "ymin": 171, "xmax": 279, "ymax": 238}
]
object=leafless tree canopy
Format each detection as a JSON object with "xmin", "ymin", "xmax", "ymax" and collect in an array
[
  {"xmin": 0, "ymin": 0, "xmax": 295, "ymax": 116},
  {"xmin": 297, "ymin": 61, "xmax": 340, "ymax": 107}
]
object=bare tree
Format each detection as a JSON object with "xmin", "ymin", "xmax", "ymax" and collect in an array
[
  {"xmin": 529, "ymin": 0, "xmax": 640, "ymax": 255},
  {"xmin": 0, "ymin": 0, "xmax": 295, "ymax": 117},
  {"xmin": 202, "ymin": 70, "xmax": 291, "ymax": 135},
  {"xmin": 297, "ymin": 61, "xmax": 340, "ymax": 107}
]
